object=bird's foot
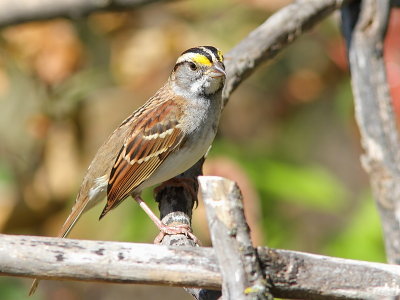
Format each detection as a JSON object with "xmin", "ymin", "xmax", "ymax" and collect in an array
[{"xmin": 154, "ymin": 223, "xmax": 200, "ymax": 245}]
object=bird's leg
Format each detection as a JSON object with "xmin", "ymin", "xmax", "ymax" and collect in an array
[{"xmin": 133, "ymin": 195, "xmax": 199, "ymax": 244}]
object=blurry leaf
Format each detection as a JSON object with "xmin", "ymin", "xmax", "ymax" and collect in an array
[
  {"xmin": 238, "ymin": 0, "xmax": 291, "ymax": 11},
  {"xmin": 0, "ymin": 162, "xmax": 13, "ymax": 183},
  {"xmin": 253, "ymin": 160, "xmax": 347, "ymax": 211},
  {"xmin": 119, "ymin": 188, "xmax": 159, "ymax": 243},
  {"xmin": 0, "ymin": 278, "xmax": 38, "ymax": 300},
  {"xmin": 0, "ymin": 162, "xmax": 16, "ymax": 231},
  {"xmin": 2, "ymin": 20, "xmax": 83, "ymax": 85},
  {"xmin": 0, "ymin": 67, "xmax": 9, "ymax": 97},
  {"xmin": 334, "ymin": 79, "xmax": 353, "ymax": 122},
  {"xmin": 212, "ymin": 140, "xmax": 347, "ymax": 211},
  {"xmin": 69, "ymin": 187, "xmax": 158, "ymax": 243},
  {"xmin": 287, "ymin": 68, "xmax": 323, "ymax": 102},
  {"xmin": 324, "ymin": 193, "xmax": 385, "ymax": 262}
]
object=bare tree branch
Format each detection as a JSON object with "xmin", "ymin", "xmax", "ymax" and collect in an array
[
  {"xmin": 259, "ymin": 247, "xmax": 400, "ymax": 299},
  {"xmin": 341, "ymin": 0, "xmax": 400, "ymax": 263},
  {"xmin": 1, "ymin": 233, "xmax": 400, "ymax": 299},
  {"xmin": 199, "ymin": 176, "xmax": 271, "ymax": 300},
  {"xmin": 222, "ymin": 0, "xmax": 349, "ymax": 106},
  {"xmin": 0, "ymin": 233, "xmax": 220, "ymax": 288},
  {"xmin": 0, "ymin": 0, "xmax": 174, "ymax": 28}
]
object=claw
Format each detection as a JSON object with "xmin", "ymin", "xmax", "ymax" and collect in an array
[{"xmin": 153, "ymin": 223, "xmax": 201, "ymax": 245}]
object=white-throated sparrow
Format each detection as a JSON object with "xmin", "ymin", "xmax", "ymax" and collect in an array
[{"xmin": 29, "ymin": 46, "xmax": 226, "ymax": 295}]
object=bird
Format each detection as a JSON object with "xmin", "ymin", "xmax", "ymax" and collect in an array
[{"xmin": 29, "ymin": 45, "xmax": 226, "ymax": 295}]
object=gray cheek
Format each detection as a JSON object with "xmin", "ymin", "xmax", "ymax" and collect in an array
[{"xmin": 204, "ymin": 78, "xmax": 222, "ymax": 95}]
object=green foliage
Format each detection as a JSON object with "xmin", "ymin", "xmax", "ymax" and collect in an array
[
  {"xmin": 212, "ymin": 140, "xmax": 347, "ymax": 211},
  {"xmin": 211, "ymin": 138, "xmax": 385, "ymax": 260},
  {"xmin": 0, "ymin": 278, "xmax": 38, "ymax": 300},
  {"xmin": 118, "ymin": 189, "xmax": 160, "ymax": 242},
  {"xmin": 248, "ymin": 160, "xmax": 347, "ymax": 211},
  {"xmin": 324, "ymin": 193, "xmax": 386, "ymax": 262},
  {"xmin": 0, "ymin": 162, "xmax": 13, "ymax": 183}
]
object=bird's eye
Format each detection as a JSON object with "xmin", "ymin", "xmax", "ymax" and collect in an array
[{"xmin": 188, "ymin": 62, "xmax": 197, "ymax": 71}]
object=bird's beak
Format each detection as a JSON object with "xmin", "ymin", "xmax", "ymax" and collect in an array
[{"xmin": 208, "ymin": 61, "xmax": 226, "ymax": 78}]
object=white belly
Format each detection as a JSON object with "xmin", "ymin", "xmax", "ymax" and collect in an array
[{"xmin": 138, "ymin": 125, "xmax": 216, "ymax": 191}]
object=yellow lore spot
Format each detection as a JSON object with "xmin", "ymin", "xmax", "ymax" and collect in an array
[
  {"xmin": 192, "ymin": 54, "xmax": 212, "ymax": 66},
  {"xmin": 217, "ymin": 50, "xmax": 224, "ymax": 62}
]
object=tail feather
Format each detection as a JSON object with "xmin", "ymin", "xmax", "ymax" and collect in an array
[{"xmin": 28, "ymin": 196, "xmax": 90, "ymax": 296}]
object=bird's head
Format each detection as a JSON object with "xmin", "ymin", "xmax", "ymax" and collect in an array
[{"xmin": 171, "ymin": 46, "xmax": 226, "ymax": 97}]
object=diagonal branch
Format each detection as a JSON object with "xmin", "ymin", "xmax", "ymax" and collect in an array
[{"xmin": 222, "ymin": 0, "xmax": 349, "ymax": 106}]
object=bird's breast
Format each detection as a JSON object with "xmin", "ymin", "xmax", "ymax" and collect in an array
[{"xmin": 139, "ymin": 96, "xmax": 221, "ymax": 190}]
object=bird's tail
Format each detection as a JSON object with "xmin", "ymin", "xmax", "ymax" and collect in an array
[{"xmin": 28, "ymin": 195, "xmax": 90, "ymax": 296}]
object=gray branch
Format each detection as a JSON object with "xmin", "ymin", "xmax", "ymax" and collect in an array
[
  {"xmin": 259, "ymin": 247, "xmax": 400, "ymax": 299},
  {"xmin": 0, "ymin": 233, "xmax": 220, "ymax": 288},
  {"xmin": 341, "ymin": 1, "xmax": 400, "ymax": 263},
  {"xmin": 199, "ymin": 176, "xmax": 271, "ymax": 299},
  {"xmin": 0, "ymin": 0, "xmax": 173, "ymax": 28},
  {"xmin": 0, "ymin": 233, "xmax": 400, "ymax": 299},
  {"xmin": 222, "ymin": 0, "xmax": 349, "ymax": 106}
]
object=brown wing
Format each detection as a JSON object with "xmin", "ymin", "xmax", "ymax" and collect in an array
[{"xmin": 100, "ymin": 99, "xmax": 185, "ymax": 218}]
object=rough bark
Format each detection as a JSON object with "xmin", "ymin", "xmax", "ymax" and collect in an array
[
  {"xmin": 199, "ymin": 176, "xmax": 271, "ymax": 299},
  {"xmin": 341, "ymin": 0, "xmax": 400, "ymax": 264},
  {"xmin": 1, "ymin": 233, "xmax": 400, "ymax": 299},
  {"xmin": 222, "ymin": 0, "xmax": 350, "ymax": 107}
]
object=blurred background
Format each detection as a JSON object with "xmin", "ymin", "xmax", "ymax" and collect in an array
[{"xmin": 0, "ymin": 0, "xmax": 399, "ymax": 299}]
